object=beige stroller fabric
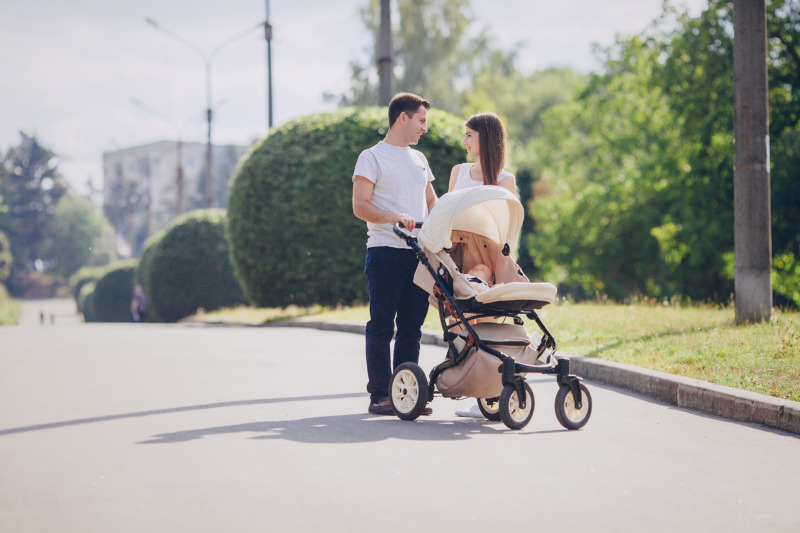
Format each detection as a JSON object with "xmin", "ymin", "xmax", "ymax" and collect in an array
[
  {"xmin": 413, "ymin": 186, "xmax": 556, "ymax": 305},
  {"xmin": 437, "ymin": 322, "xmax": 542, "ymax": 398},
  {"xmin": 409, "ymin": 186, "xmax": 558, "ymax": 399}
]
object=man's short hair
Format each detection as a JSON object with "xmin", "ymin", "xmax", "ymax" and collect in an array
[{"xmin": 388, "ymin": 93, "xmax": 430, "ymax": 128}]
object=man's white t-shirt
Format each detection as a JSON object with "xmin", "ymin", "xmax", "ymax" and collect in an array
[{"xmin": 353, "ymin": 141, "xmax": 435, "ymax": 248}]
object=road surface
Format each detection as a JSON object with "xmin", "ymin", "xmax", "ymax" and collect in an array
[{"xmin": 1, "ymin": 299, "xmax": 798, "ymax": 532}]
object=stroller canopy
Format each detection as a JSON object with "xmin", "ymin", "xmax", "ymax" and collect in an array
[{"xmin": 418, "ymin": 186, "xmax": 524, "ymax": 254}]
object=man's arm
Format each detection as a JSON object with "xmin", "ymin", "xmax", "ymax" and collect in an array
[{"xmin": 352, "ymin": 175, "xmax": 416, "ymax": 231}]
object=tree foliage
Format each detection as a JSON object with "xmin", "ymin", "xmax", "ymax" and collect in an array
[
  {"xmin": 39, "ymin": 195, "xmax": 116, "ymax": 280},
  {"xmin": 531, "ymin": 0, "xmax": 800, "ymax": 303},
  {"xmin": 337, "ymin": 0, "xmax": 517, "ymax": 114},
  {"xmin": 0, "ymin": 132, "xmax": 69, "ymax": 293}
]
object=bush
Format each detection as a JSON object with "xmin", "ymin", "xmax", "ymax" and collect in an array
[
  {"xmin": 143, "ymin": 209, "xmax": 246, "ymax": 322},
  {"xmin": 134, "ymin": 226, "xmax": 169, "ymax": 322},
  {"xmin": 70, "ymin": 265, "xmax": 107, "ymax": 311},
  {"xmin": 78, "ymin": 282, "xmax": 97, "ymax": 322},
  {"xmin": 227, "ymin": 107, "xmax": 465, "ymax": 307},
  {"xmin": 0, "ymin": 231, "xmax": 11, "ymax": 282},
  {"xmin": 86, "ymin": 260, "xmax": 137, "ymax": 322}
]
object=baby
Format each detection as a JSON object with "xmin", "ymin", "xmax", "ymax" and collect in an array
[{"xmin": 465, "ymin": 263, "xmax": 494, "ymax": 293}]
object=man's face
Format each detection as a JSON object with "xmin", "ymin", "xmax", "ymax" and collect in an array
[{"xmin": 402, "ymin": 105, "xmax": 428, "ymax": 145}]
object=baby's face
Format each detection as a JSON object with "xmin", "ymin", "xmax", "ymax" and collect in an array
[{"xmin": 470, "ymin": 264, "xmax": 492, "ymax": 281}]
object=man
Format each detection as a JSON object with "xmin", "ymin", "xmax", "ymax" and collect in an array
[{"xmin": 352, "ymin": 93, "xmax": 438, "ymax": 415}]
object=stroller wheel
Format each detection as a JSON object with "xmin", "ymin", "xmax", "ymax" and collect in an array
[
  {"xmin": 477, "ymin": 397, "xmax": 501, "ymax": 421},
  {"xmin": 499, "ymin": 382, "xmax": 535, "ymax": 430},
  {"xmin": 554, "ymin": 383, "xmax": 592, "ymax": 430},
  {"xmin": 390, "ymin": 363, "xmax": 429, "ymax": 421}
]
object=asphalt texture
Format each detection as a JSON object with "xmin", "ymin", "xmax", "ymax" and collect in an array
[{"xmin": 1, "ymin": 299, "xmax": 799, "ymax": 533}]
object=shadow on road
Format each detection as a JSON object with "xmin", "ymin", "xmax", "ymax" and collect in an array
[
  {"xmin": 137, "ymin": 414, "xmax": 554, "ymax": 445},
  {"xmin": 0, "ymin": 393, "xmax": 366, "ymax": 437}
]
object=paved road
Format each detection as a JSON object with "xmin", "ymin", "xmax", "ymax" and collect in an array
[{"xmin": 1, "ymin": 300, "xmax": 799, "ymax": 532}]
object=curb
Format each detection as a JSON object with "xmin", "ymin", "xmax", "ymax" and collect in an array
[{"xmin": 276, "ymin": 319, "xmax": 800, "ymax": 435}]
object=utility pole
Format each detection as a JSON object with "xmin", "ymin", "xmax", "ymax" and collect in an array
[
  {"xmin": 378, "ymin": 0, "xmax": 393, "ymax": 106},
  {"xmin": 145, "ymin": 17, "xmax": 261, "ymax": 208},
  {"xmin": 733, "ymin": 0, "xmax": 772, "ymax": 323},
  {"xmin": 265, "ymin": 0, "xmax": 274, "ymax": 131}
]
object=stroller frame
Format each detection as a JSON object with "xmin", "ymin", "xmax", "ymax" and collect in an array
[{"xmin": 393, "ymin": 223, "xmax": 587, "ymax": 428}]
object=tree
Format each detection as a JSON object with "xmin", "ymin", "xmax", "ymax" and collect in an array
[
  {"xmin": 530, "ymin": 0, "xmax": 800, "ymax": 303},
  {"xmin": 0, "ymin": 132, "xmax": 69, "ymax": 294},
  {"xmin": 38, "ymin": 195, "xmax": 117, "ymax": 280},
  {"xmin": 336, "ymin": 0, "xmax": 517, "ymax": 115}
]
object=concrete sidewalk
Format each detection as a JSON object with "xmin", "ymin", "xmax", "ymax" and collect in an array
[{"xmin": 279, "ymin": 318, "xmax": 800, "ymax": 436}]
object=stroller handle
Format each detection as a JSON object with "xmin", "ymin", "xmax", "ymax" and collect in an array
[{"xmin": 393, "ymin": 221, "xmax": 423, "ymax": 245}]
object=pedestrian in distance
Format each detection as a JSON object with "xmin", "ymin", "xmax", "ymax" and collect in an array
[
  {"xmin": 131, "ymin": 284, "xmax": 147, "ymax": 322},
  {"xmin": 352, "ymin": 92, "xmax": 438, "ymax": 416}
]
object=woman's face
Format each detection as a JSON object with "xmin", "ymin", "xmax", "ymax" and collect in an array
[{"xmin": 462, "ymin": 126, "xmax": 480, "ymax": 159}]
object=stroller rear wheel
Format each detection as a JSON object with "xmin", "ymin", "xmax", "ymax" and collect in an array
[
  {"xmin": 554, "ymin": 383, "xmax": 592, "ymax": 430},
  {"xmin": 390, "ymin": 363, "xmax": 429, "ymax": 420},
  {"xmin": 477, "ymin": 397, "xmax": 501, "ymax": 421},
  {"xmin": 499, "ymin": 381, "xmax": 535, "ymax": 430}
]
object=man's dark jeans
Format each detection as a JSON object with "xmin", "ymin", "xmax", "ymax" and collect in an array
[{"xmin": 365, "ymin": 246, "xmax": 429, "ymax": 404}]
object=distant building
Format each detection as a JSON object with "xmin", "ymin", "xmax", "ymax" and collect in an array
[{"xmin": 102, "ymin": 140, "xmax": 250, "ymax": 256}]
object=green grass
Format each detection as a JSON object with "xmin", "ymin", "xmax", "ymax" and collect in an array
[
  {"xmin": 194, "ymin": 301, "xmax": 800, "ymax": 402},
  {"xmin": 0, "ymin": 289, "xmax": 20, "ymax": 326}
]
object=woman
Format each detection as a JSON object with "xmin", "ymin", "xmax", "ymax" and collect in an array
[
  {"xmin": 448, "ymin": 112, "xmax": 515, "ymax": 194},
  {"xmin": 449, "ymin": 112, "xmax": 516, "ymax": 418}
]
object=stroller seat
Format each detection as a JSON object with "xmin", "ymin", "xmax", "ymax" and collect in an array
[{"xmin": 472, "ymin": 281, "xmax": 557, "ymax": 311}]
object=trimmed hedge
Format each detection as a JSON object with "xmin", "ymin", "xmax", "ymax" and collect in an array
[
  {"xmin": 78, "ymin": 282, "xmax": 97, "ymax": 322},
  {"xmin": 70, "ymin": 265, "xmax": 107, "ymax": 311},
  {"xmin": 0, "ymin": 231, "xmax": 11, "ymax": 282},
  {"xmin": 227, "ymin": 106, "xmax": 465, "ymax": 307},
  {"xmin": 142, "ymin": 209, "xmax": 246, "ymax": 322},
  {"xmin": 134, "ymin": 226, "xmax": 168, "ymax": 322},
  {"xmin": 84, "ymin": 260, "xmax": 137, "ymax": 322}
]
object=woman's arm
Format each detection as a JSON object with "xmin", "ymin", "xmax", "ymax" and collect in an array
[{"xmin": 448, "ymin": 164, "xmax": 461, "ymax": 192}]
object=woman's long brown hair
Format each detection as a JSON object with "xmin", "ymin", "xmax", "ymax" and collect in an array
[{"xmin": 465, "ymin": 112, "xmax": 507, "ymax": 186}]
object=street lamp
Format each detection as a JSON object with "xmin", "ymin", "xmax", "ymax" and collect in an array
[
  {"xmin": 264, "ymin": 0, "xmax": 274, "ymax": 131},
  {"xmin": 145, "ymin": 17, "xmax": 262, "ymax": 208}
]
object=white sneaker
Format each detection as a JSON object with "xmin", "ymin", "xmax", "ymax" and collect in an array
[{"xmin": 455, "ymin": 403, "xmax": 484, "ymax": 418}]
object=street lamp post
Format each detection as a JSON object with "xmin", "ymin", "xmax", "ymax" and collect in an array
[
  {"xmin": 145, "ymin": 17, "xmax": 262, "ymax": 207},
  {"xmin": 265, "ymin": 1, "xmax": 274, "ymax": 131}
]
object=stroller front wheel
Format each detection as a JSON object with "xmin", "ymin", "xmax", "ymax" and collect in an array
[
  {"xmin": 390, "ymin": 363, "xmax": 429, "ymax": 420},
  {"xmin": 499, "ymin": 382, "xmax": 535, "ymax": 430},
  {"xmin": 554, "ymin": 383, "xmax": 592, "ymax": 430}
]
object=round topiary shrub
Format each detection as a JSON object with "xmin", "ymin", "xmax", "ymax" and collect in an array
[
  {"xmin": 78, "ymin": 281, "xmax": 97, "ymax": 322},
  {"xmin": 134, "ymin": 226, "xmax": 169, "ymax": 323},
  {"xmin": 143, "ymin": 209, "xmax": 246, "ymax": 322},
  {"xmin": 86, "ymin": 260, "xmax": 137, "ymax": 322},
  {"xmin": 70, "ymin": 265, "xmax": 107, "ymax": 308},
  {"xmin": 227, "ymin": 106, "xmax": 465, "ymax": 307}
]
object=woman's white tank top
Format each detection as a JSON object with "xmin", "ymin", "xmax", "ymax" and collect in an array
[{"xmin": 452, "ymin": 163, "xmax": 514, "ymax": 191}]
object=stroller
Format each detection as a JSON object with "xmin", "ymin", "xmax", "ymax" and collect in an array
[{"xmin": 390, "ymin": 186, "xmax": 592, "ymax": 430}]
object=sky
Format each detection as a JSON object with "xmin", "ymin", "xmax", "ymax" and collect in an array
[{"xmin": 0, "ymin": 0, "xmax": 707, "ymax": 195}]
